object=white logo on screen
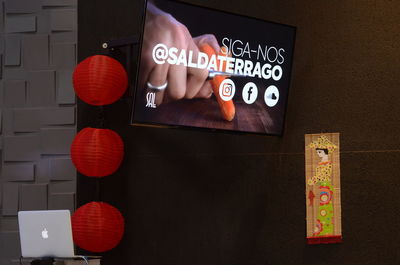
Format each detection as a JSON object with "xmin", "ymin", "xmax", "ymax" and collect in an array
[
  {"xmin": 146, "ymin": 92, "xmax": 157, "ymax": 108},
  {"xmin": 41, "ymin": 228, "xmax": 49, "ymax": 239},
  {"xmin": 242, "ymin": 82, "xmax": 258, "ymax": 104},
  {"xmin": 264, "ymin": 85, "xmax": 279, "ymax": 107},
  {"xmin": 218, "ymin": 79, "xmax": 235, "ymax": 101}
]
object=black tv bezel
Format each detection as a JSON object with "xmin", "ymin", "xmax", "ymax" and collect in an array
[{"xmin": 130, "ymin": 0, "xmax": 296, "ymax": 136}]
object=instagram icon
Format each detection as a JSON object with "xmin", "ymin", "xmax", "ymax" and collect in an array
[{"xmin": 218, "ymin": 79, "xmax": 236, "ymax": 101}]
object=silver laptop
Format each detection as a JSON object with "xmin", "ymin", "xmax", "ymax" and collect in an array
[{"xmin": 18, "ymin": 210, "xmax": 75, "ymax": 258}]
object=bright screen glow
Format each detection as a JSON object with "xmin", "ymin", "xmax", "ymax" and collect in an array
[{"xmin": 131, "ymin": 0, "xmax": 296, "ymax": 135}]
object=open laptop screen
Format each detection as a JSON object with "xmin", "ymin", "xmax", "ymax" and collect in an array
[{"xmin": 18, "ymin": 210, "xmax": 75, "ymax": 258}]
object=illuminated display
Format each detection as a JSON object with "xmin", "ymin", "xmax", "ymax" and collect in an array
[{"xmin": 131, "ymin": 0, "xmax": 296, "ymax": 135}]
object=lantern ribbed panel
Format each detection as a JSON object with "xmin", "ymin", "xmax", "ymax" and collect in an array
[
  {"xmin": 73, "ymin": 55, "xmax": 128, "ymax": 106},
  {"xmin": 72, "ymin": 202, "xmax": 125, "ymax": 253},
  {"xmin": 71, "ymin": 127, "xmax": 124, "ymax": 177}
]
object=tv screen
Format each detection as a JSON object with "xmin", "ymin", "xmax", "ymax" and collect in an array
[{"xmin": 131, "ymin": 0, "xmax": 296, "ymax": 135}]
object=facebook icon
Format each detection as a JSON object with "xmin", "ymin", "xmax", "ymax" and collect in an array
[
  {"xmin": 247, "ymin": 87, "xmax": 253, "ymax": 101},
  {"xmin": 242, "ymin": 82, "xmax": 258, "ymax": 104}
]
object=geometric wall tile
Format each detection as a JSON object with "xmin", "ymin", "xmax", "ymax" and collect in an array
[
  {"xmin": 0, "ymin": 54, "xmax": 2, "ymax": 80},
  {"xmin": 0, "ymin": 27, "xmax": 3, "ymax": 51},
  {"xmin": 0, "ymin": 81, "xmax": 3, "ymax": 110},
  {"xmin": 50, "ymin": 32, "xmax": 77, "ymax": 44},
  {"xmin": 13, "ymin": 108, "xmax": 41, "ymax": 132},
  {"xmin": 0, "ymin": 31, "xmax": 3, "ymax": 52},
  {"xmin": 2, "ymin": 69, "xmax": 27, "ymax": 80},
  {"xmin": 35, "ymin": 159, "xmax": 50, "ymax": 184},
  {"xmin": 42, "ymin": 0, "xmax": 77, "ymax": 6},
  {"xmin": 2, "ymin": 183, "xmax": 19, "ymax": 216},
  {"xmin": 0, "ymin": 82, "xmax": 3, "ymax": 107},
  {"xmin": 48, "ymin": 193, "xmax": 75, "ymax": 213},
  {"xmin": 22, "ymin": 35, "xmax": 49, "ymax": 69},
  {"xmin": 40, "ymin": 107, "xmax": 75, "ymax": 125},
  {"xmin": 27, "ymin": 71, "xmax": 55, "ymax": 107},
  {"xmin": 3, "ymin": 136, "xmax": 41, "ymax": 161},
  {"xmin": 40, "ymin": 128, "xmax": 75, "ymax": 154},
  {"xmin": 0, "ymin": 218, "xmax": 19, "ymax": 231},
  {"xmin": 0, "ymin": 1, "xmax": 77, "ymax": 264},
  {"xmin": 56, "ymin": 70, "xmax": 75, "ymax": 104},
  {"xmin": 19, "ymin": 184, "xmax": 48, "ymax": 211},
  {"xmin": 5, "ymin": 0, "xmax": 42, "ymax": 13},
  {"xmin": 51, "ymin": 43, "xmax": 76, "ymax": 69},
  {"xmin": 4, "ymin": 80, "xmax": 26, "ymax": 108},
  {"xmin": 5, "ymin": 15, "xmax": 37, "ymax": 33},
  {"xmin": 4, "ymin": 35, "xmax": 21, "ymax": 66},
  {"xmin": 3, "ymin": 164, "xmax": 35, "ymax": 182},
  {"xmin": 0, "ymin": 109, "xmax": 2, "ymax": 134},
  {"xmin": 1, "ymin": 109, "xmax": 15, "ymax": 136},
  {"xmin": 0, "ymin": 54, "xmax": 3, "ymax": 79},
  {"xmin": 0, "ymin": 232, "xmax": 21, "ymax": 258},
  {"xmin": 50, "ymin": 158, "xmax": 75, "ymax": 181},
  {"xmin": 0, "ymin": 82, "xmax": 3, "ymax": 109},
  {"xmin": 49, "ymin": 181, "xmax": 75, "ymax": 194},
  {"xmin": 0, "ymin": 3, "xmax": 4, "ymax": 31},
  {"xmin": 1, "ymin": 109, "xmax": 13, "ymax": 136},
  {"xmin": 36, "ymin": 8, "xmax": 51, "ymax": 34},
  {"xmin": 50, "ymin": 9, "xmax": 76, "ymax": 31}
]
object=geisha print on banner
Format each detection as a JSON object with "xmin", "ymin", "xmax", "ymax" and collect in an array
[{"xmin": 305, "ymin": 133, "xmax": 342, "ymax": 244}]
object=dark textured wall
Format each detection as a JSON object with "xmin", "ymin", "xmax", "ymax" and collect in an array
[
  {"xmin": 0, "ymin": 0, "xmax": 77, "ymax": 264},
  {"xmin": 78, "ymin": 1, "xmax": 400, "ymax": 265}
]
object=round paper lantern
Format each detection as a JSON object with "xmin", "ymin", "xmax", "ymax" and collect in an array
[
  {"xmin": 71, "ymin": 127, "xmax": 124, "ymax": 177},
  {"xmin": 72, "ymin": 202, "xmax": 125, "ymax": 252},
  {"xmin": 73, "ymin": 55, "xmax": 128, "ymax": 106}
]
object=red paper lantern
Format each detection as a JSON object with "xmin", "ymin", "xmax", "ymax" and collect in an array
[
  {"xmin": 71, "ymin": 127, "xmax": 124, "ymax": 177},
  {"xmin": 73, "ymin": 55, "xmax": 128, "ymax": 106},
  {"xmin": 72, "ymin": 202, "xmax": 125, "ymax": 252}
]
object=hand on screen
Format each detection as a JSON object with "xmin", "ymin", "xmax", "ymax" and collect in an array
[
  {"xmin": 192, "ymin": 34, "xmax": 221, "ymax": 98},
  {"xmin": 141, "ymin": 2, "xmax": 220, "ymax": 105}
]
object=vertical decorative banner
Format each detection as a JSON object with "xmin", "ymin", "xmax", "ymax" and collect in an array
[{"xmin": 305, "ymin": 133, "xmax": 342, "ymax": 244}]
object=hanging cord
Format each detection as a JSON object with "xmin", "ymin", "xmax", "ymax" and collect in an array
[
  {"xmin": 96, "ymin": 105, "xmax": 104, "ymax": 202},
  {"xmin": 76, "ymin": 255, "xmax": 90, "ymax": 265},
  {"xmin": 95, "ymin": 178, "xmax": 101, "ymax": 202},
  {"xmin": 97, "ymin": 106, "xmax": 105, "ymax": 129}
]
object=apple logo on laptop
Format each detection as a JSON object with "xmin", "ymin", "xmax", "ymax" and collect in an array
[{"xmin": 41, "ymin": 228, "xmax": 49, "ymax": 239}]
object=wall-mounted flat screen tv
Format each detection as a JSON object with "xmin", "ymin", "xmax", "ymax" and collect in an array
[{"xmin": 131, "ymin": 0, "xmax": 296, "ymax": 135}]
